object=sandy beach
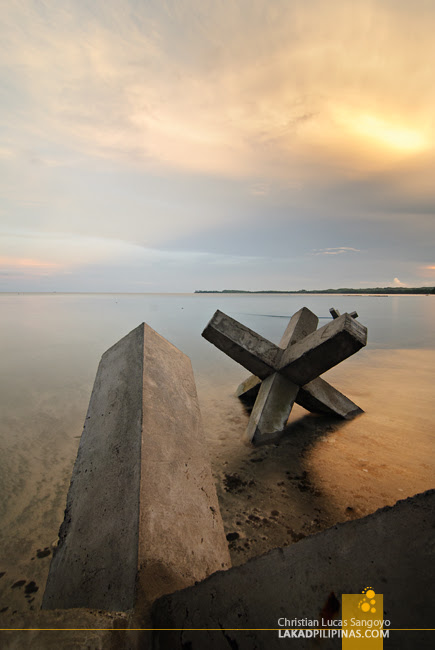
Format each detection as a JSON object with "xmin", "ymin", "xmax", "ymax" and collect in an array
[{"xmin": 201, "ymin": 348, "xmax": 435, "ymax": 566}]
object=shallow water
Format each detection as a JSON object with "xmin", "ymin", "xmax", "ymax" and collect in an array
[{"xmin": 0, "ymin": 293, "xmax": 434, "ymax": 618}]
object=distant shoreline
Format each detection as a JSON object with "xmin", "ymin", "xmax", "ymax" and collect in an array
[
  {"xmin": 195, "ymin": 287, "xmax": 434, "ymax": 295},
  {"xmin": 0, "ymin": 287, "xmax": 433, "ymax": 296}
]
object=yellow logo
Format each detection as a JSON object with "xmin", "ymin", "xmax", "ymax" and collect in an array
[
  {"xmin": 359, "ymin": 587, "xmax": 377, "ymax": 614},
  {"xmin": 342, "ymin": 587, "xmax": 386, "ymax": 648}
]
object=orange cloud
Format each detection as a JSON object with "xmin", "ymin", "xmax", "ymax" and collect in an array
[
  {"xmin": 0, "ymin": 257, "xmax": 61, "ymax": 275},
  {"xmin": 3, "ymin": 0, "xmax": 435, "ymax": 180}
]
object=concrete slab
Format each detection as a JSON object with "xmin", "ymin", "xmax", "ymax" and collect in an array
[
  {"xmin": 279, "ymin": 307, "xmax": 319, "ymax": 349},
  {"xmin": 244, "ymin": 308, "xmax": 318, "ymax": 444},
  {"xmin": 152, "ymin": 489, "xmax": 435, "ymax": 649},
  {"xmin": 235, "ymin": 374, "xmax": 263, "ymax": 403},
  {"xmin": 202, "ymin": 310, "xmax": 280, "ymax": 379},
  {"xmin": 297, "ymin": 377, "xmax": 363, "ymax": 419},
  {"xmin": 330, "ymin": 308, "xmax": 358, "ymax": 319},
  {"xmin": 244, "ymin": 373, "xmax": 300, "ymax": 444},
  {"xmin": 236, "ymin": 309, "xmax": 364, "ymax": 420},
  {"xmin": 42, "ymin": 323, "xmax": 230, "ymax": 612},
  {"xmin": 204, "ymin": 311, "xmax": 366, "ymax": 388},
  {"xmin": 236, "ymin": 307, "xmax": 319, "ymax": 401},
  {"xmin": 279, "ymin": 314, "xmax": 367, "ymax": 385},
  {"xmin": 237, "ymin": 375, "xmax": 363, "ymax": 419}
]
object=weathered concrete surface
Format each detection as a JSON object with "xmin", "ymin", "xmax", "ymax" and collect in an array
[
  {"xmin": 137, "ymin": 324, "xmax": 231, "ymax": 608},
  {"xmin": 43, "ymin": 324, "xmax": 144, "ymax": 611},
  {"xmin": 152, "ymin": 490, "xmax": 435, "ymax": 649},
  {"xmin": 204, "ymin": 311, "xmax": 366, "ymax": 387},
  {"xmin": 237, "ymin": 307, "xmax": 318, "ymax": 401},
  {"xmin": 0, "ymin": 609, "xmax": 132, "ymax": 650},
  {"xmin": 244, "ymin": 373, "xmax": 299, "ymax": 444},
  {"xmin": 279, "ymin": 313, "xmax": 367, "ymax": 385},
  {"xmin": 237, "ymin": 375, "xmax": 363, "ymax": 419},
  {"xmin": 330, "ymin": 308, "xmax": 358, "ymax": 320},
  {"xmin": 209, "ymin": 309, "xmax": 366, "ymax": 443},
  {"xmin": 42, "ymin": 323, "xmax": 230, "ymax": 612},
  {"xmin": 297, "ymin": 377, "xmax": 363, "ymax": 419},
  {"xmin": 279, "ymin": 306, "xmax": 319, "ymax": 349},
  {"xmin": 202, "ymin": 310, "xmax": 280, "ymax": 379},
  {"xmin": 235, "ymin": 373, "xmax": 263, "ymax": 402},
  {"xmin": 244, "ymin": 308, "xmax": 318, "ymax": 444},
  {"xmin": 236, "ymin": 309, "xmax": 364, "ymax": 420}
]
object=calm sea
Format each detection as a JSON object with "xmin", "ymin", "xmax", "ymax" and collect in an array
[
  {"xmin": 0, "ymin": 292, "xmax": 434, "ymax": 612},
  {"xmin": 1, "ymin": 291, "xmax": 434, "ymax": 419}
]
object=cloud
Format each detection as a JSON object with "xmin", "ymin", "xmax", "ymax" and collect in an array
[
  {"xmin": 393, "ymin": 277, "xmax": 407, "ymax": 286},
  {"xmin": 2, "ymin": 0, "xmax": 435, "ymax": 181},
  {"xmin": 417, "ymin": 265, "xmax": 435, "ymax": 281},
  {"xmin": 1, "ymin": 1, "xmax": 434, "ymax": 291},
  {"xmin": 313, "ymin": 247, "xmax": 361, "ymax": 256},
  {"xmin": 249, "ymin": 184, "xmax": 270, "ymax": 196},
  {"xmin": 0, "ymin": 256, "xmax": 62, "ymax": 276}
]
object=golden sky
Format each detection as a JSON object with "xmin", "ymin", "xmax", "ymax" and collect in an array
[{"xmin": 1, "ymin": 0, "xmax": 434, "ymax": 290}]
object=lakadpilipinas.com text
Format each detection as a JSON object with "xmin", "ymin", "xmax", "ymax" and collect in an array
[{"xmin": 277, "ymin": 617, "xmax": 391, "ymax": 639}]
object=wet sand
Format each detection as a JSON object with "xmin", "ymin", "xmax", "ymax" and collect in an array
[
  {"xmin": 0, "ymin": 347, "xmax": 434, "ymax": 630},
  {"xmin": 200, "ymin": 348, "xmax": 435, "ymax": 566}
]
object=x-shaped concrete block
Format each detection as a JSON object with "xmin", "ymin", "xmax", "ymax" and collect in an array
[
  {"xmin": 202, "ymin": 307, "xmax": 367, "ymax": 444},
  {"xmin": 237, "ymin": 308, "xmax": 363, "ymax": 420}
]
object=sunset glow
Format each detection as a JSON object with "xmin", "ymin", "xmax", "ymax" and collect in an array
[
  {"xmin": 0, "ymin": 0, "xmax": 434, "ymax": 291},
  {"xmin": 352, "ymin": 115, "xmax": 427, "ymax": 153},
  {"xmin": 0, "ymin": 257, "xmax": 61, "ymax": 273}
]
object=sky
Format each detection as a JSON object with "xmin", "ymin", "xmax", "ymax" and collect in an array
[{"xmin": 1, "ymin": 0, "xmax": 434, "ymax": 292}]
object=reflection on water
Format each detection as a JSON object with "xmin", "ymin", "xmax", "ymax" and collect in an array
[{"xmin": 0, "ymin": 293, "xmax": 434, "ymax": 616}]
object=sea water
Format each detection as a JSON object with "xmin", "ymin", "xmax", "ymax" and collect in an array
[{"xmin": 0, "ymin": 292, "xmax": 434, "ymax": 612}]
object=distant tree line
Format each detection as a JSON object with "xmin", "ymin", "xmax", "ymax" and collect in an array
[{"xmin": 194, "ymin": 287, "xmax": 435, "ymax": 295}]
